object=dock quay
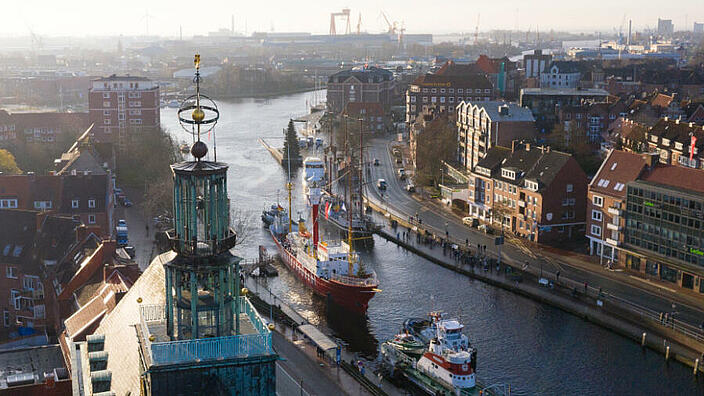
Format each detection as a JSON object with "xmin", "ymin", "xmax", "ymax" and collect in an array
[
  {"xmin": 258, "ymin": 138, "xmax": 284, "ymax": 164},
  {"xmin": 365, "ymin": 198, "xmax": 704, "ymax": 376},
  {"xmin": 243, "ymin": 273, "xmax": 407, "ymax": 396}
]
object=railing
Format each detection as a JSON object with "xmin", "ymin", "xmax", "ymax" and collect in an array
[
  {"xmin": 150, "ymin": 333, "xmax": 272, "ymax": 365},
  {"xmin": 139, "ymin": 298, "xmax": 272, "ymax": 366},
  {"xmin": 330, "ymin": 272, "xmax": 379, "ymax": 287}
]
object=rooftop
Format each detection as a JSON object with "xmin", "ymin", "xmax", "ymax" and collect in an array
[
  {"xmin": 0, "ymin": 345, "xmax": 66, "ymax": 390},
  {"xmin": 639, "ymin": 165, "xmax": 704, "ymax": 195},
  {"xmin": 590, "ymin": 150, "xmax": 648, "ymax": 198},
  {"xmin": 521, "ymin": 87, "xmax": 610, "ymax": 97},
  {"xmin": 458, "ymin": 100, "xmax": 535, "ymax": 122}
]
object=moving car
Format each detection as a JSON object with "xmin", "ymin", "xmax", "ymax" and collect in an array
[
  {"xmin": 373, "ymin": 158, "xmax": 380, "ymax": 166},
  {"xmin": 462, "ymin": 217, "xmax": 479, "ymax": 227},
  {"xmin": 377, "ymin": 179, "xmax": 387, "ymax": 190},
  {"xmin": 406, "ymin": 184, "xmax": 416, "ymax": 192}
]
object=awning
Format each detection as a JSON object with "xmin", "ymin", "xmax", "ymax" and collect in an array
[{"xmin": 298, "ymin": 324, "xmax": 337, "ymax": 351}]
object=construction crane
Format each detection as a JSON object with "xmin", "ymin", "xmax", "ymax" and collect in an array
[
  {"xmin": 329, "ymin": 8, "xmax": 352, "ymax": 35},
  {"xmin": 474, "ymin": 13, "xmax": 480, "ymax": 45},
  {"xmin": 357, "ymin": 12, "xmax": 362, "ymax": 34}
]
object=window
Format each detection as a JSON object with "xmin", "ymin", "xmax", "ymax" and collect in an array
[
  {"xmin": 88, "ymin": 199, "xmax": 96, "ymax": 208},
  {"xmin": 592, "ymin": 210, "xmax": 602, "ymax": 221},
  {"xmin": 431, "ymin": 97, "xmax": 437, "ymax": 103},
  {"xmin": 410, "ymin": 96, "xmax": 416, "ymax": 103},
  {"xmin": 72, "ymin": 199, "xmax": 79, "ymax": 208},
  {"xmin": 88, "ymin": 215, "xmax": 96, "ymax": 224},
  {"xmin": 440, "ymin": 97, "xmax": 445, "ymax": 103},
  {"xmin": 591, "ymin": 224, "xmax": 601, "ymax": 237},
  {"xmin": 10, "ymin": 290, "xmax": 20, "ymax": 310},
  {"xmin": 458, "ymin": 89, "xmax": 463, "ymax": 93},
  {"xmin": 33, "ymin": 201, "xmax": 52, "ymax": 210},
  {"xmin": 6, "ymin": 266, "xmax": 17, "ymax": 279},
  {"xmin": 0, "ymin": 199, "xmax": 18, "ymax": 209},
  {"xmin": 103, "ymin": 110, "xmax": 110, "ymax": 116},
  {"xmin": 22, "ymin": 276, "xmax": 34, "ymax": 290},
  {"xmin": 593, "ymin": 195, "xmax": 603, "ymax": 207},
  {"xmin": 104, "ymin": 119, "xmax": 111, "ymax": 125},
  {"xmin": 431, "ymin": 88, "xmax": 437, "ymax": 93},
  {"xmin": 3, "ymin": 310, "xmax": 8, "ymax": 327},
  {"xmin": 566, "ymin": 184, "xmax": 573, "ymax": 193},
  {"xmin": 103, "ymin": 101, "xmax": 110, "ymax": 107},
  {"xmin": 501, "ymin": 169, "xmax": 516, "ymax": 180},
  {"xmin": 102, "ymin": 92, "xmax": 110, "ymax": 99},
  {"xmin": 597, "ymin": 179, "xmax": 610, "ymax": 188},
  {"xmin": 422, "ymin": 96, "xmax": 428, "ymax": 103}
]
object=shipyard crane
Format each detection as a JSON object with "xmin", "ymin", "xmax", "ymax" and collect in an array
[
  {"xmin": 329, "ymin": 8, "xmax": 352, "ymax": 35},
  {"xmin": 357, "ymin": 12, "xmax": 362, "ymax": 34},
  {"xmin": 380, "ymin": 10, "xmax": 398, "ymax": 35}
]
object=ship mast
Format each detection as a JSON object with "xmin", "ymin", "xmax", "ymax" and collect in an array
[
  {"xmin": 287, "ymin": 133, "xmax": 293, "ymax": 233},
  {"xmin": 358, "ymin": 118, "xmax": 364, "ymax": 222}
]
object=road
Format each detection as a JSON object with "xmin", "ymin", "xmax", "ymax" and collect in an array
[{"xmin": 364, "ymin": 137, "xmax": 704, "ymax": 329}]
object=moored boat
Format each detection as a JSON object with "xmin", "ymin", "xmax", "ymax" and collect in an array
[{"xmin": 384, "ymin": 332, "xmax": 425, "ymax": 358}]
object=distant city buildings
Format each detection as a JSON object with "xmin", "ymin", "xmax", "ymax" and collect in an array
[
  {"xmin": 88, "ymin": 75, "xmax": 160, "ymax": 150},
  {"xmin": 540, "ymin": 61, "xmax": 583, "ymax": 89},
  {"xmin": 657, "ymin": 18, "xmax": 674, "ymax": 37},
  {"xmin": 456, "ymin": 101, "xmax": 536, "ymax": 170},
  {"xmin": 0, "ymin": 110, "xmax": 89, "ymax": 145},
  {"xmin": 326, "ymin": 66, "xmax": 394, "ymax": 115},
  {"xmin": 523, "ymin": 50, "xmax": 553, "ymax": 80}
]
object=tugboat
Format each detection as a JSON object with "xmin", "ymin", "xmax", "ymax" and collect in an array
[
  {"xmin": 268, "ymin": 176, "xmax": 379, "ymax": 314},
  {"xmin": 416, "ymin": 317, "xmax": 477, "ymax": 390}
]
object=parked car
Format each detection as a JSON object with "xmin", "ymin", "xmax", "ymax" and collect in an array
[
  {"xmin": 124, "ymin": 246, "xmax": 136, "ymax": 259},
  {"xmin": 118, "ymin": 219, "xmax": 127, "ymax": 227},
  {"xmin": 122, "ymin": 197, "xmax": 133, "ymax": 207},
  {"xmin": 462, "ymin": 217, "xmax": 479, "ymax": 227},
  {"xmin": 373, "ymin": 158, "xmax": 380, "ymax": 166},
  {"xmin": 398, "ymin": 168, "xmax": 406, "ymax": 179},
  {"xmin": 406, "ymin": 184, "xmax": 416, "ymax": 192},
  {"xmin": 377, "ymin": 179, "xmax": 387, "ymax": 190}
]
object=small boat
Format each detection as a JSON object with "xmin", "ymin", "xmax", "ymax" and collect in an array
[
  {"xmin": 167, "ymin": 99, "xmax": 180, "ymax": 108},
  {"xmin": 384, "ymin": 333, "xmax": 425, "ymax": 358}
]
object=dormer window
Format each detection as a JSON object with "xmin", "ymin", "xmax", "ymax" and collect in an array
[
  {"xmin": 501, "ymin": 169, "xmax": 516, "ymax": 180},
  {"xmin": 525, "ymin": 180, "xmax": 539, "ymax": 191},
  {"xmin": 675, "ymin": 142, "xmax": 683, "ymax": 151},
  {"xmin": 662, "ymin": 138, "xmax": 670, "ymax": 147}
]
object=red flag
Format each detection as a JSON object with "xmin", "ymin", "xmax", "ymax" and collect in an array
[
  {"xmin": 690, "ymin": 135, "xmax": 698, "ymax": 161},
  {"xmin": 325, "ymin": 202, "xmax": 330, "ymax": 219}
]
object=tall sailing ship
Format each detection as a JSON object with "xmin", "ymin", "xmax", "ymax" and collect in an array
[{"xmin": 268, "ymin": 176, "xmax": 379, "ymax": 314}]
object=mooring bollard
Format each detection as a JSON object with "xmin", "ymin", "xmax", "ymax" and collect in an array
[
  {"xmin": 641, "ymin": 332, "xmax": 647, "ymax": 347},
  {"xmin": 665, "ymin": 345, "xmax": 670, "ymax": 361}
]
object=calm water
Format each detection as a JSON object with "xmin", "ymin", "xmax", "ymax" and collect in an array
[{"xmin": 161, "ymin": 91, "xmax": 703, "ymax": 395}]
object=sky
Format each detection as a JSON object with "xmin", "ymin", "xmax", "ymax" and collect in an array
[{"xmin": 3, "ymin": 0, "xmax": 704, "ymax": 37}]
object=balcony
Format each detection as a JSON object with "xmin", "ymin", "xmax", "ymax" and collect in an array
[
  {"xmin": 518, "ymin": 200, "xmax": 526, "ymax": 208},
  {"xmin": 606, "ymin": 223, "xmax": 622, "ymax": 231},
  {"xmin": 139, "ymin": 297, "xmax": 272, "ymax": 367},
  {"xmin": 605, "ymin": 237, "xmax": 620, "ymax": 246},
  {"xmin": 607, "ymin": 206, "xmax": 621, "ymax": 216}
]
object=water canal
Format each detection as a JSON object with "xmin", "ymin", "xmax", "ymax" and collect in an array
[{"xmin": 161, "ymin": 91, "xmax": 703, "ymax": 395}]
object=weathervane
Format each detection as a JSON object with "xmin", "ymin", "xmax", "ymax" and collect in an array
[{"xmin": 177, "ymin": 54, "xmax": 220, "ymax": 161}]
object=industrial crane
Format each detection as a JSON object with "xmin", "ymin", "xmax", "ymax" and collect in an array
[
  {"xmin": 380, "ymin": 10, "xmax": 397, "ymax": 35},
  {"xmin": 330, "ymin": 8, "xmax": 352, "ymax": 35},
  {"xmin": 474, "ymin": 13, "xmax": 480, "ymax": 45}
]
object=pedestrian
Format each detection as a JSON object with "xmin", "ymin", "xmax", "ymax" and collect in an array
[
  {"xmin": 555, "ymin": 271, "xmax": 560, "ymax": 282},
  {"xmin": 466, "ymin": 238, "xmax": 469, "ymax": 247},
  {"xmin": 584, "ymin": 281, "xmax": 588, "ymax": 294},
  {"xmin": 659, "ymin": 312, "xmax": 664, "ymax": 324}
]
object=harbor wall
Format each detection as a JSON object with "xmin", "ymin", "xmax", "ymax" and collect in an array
[{"xmin": 366, "ymin": 199, "xmax": 704, "ymax": 375}]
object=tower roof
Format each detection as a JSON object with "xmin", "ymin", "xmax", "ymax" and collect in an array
[{"xmin": 171, "ymin": 160, "xmax": 228, "ymax": 176}]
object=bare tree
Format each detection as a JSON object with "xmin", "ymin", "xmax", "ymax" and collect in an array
[{"xmin": 230, "ymin": 207, "xmax": 255, "ymax": 250}]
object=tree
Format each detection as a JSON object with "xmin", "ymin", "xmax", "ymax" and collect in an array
[
  {"xmin": 545, "ymin": 123, "xmax": 601, "ymax": 175},
  {"xmin": 0, "ymin": 149, "xmax": 21, "ymax": 174},
  {"xmin": 415, "ymin": 115, "xmax": 457, "ymax": 186},
  {"xmin": 491, "ymin": 200, "xmax": 511, "ymax": 233},
  {"xmin": 281, "ymin": 119, "xmax": 301, "ymax": 170}
]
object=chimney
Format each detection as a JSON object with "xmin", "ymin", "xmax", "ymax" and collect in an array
[
  {"xmin": 75, "ymin": 224, "xmax": 88, "ymax": 243},
  {"xmin": 525, "ymin": 143, "xmax": 531, "ymax": 151},
  {"xmin": 511, "ymin": 140, "xmax": 517, "ymax": 153},
  {"xmin": 103, "ymin": 263, "xmax": 110, "ymax": 282},
  {"xmin": 675, "ymin": 118, "xmax": 680, "ymax": 125}
]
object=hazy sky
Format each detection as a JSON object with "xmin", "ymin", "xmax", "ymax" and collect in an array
[{"xmin": 3, "ymin": 0, "xmax": 704, "ymax": 37}]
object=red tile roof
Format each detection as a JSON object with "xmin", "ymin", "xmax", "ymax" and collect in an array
[
  {"xmin": 640, "ymin": 165, "xmax": 704, "ymax": 194},
  {"xmin": 590, "ymin": 150, "xmax": 647, "ymax": 198},
  {"xmin": 343, "ymin": 102, "xmax": 384, "ymax": 116},
  {"xmin": 650, "ymin": 93, "xmax": 674, "ymax": 108}
]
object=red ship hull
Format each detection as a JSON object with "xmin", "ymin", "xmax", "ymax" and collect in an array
[{"xmin": 270, "ymin": 229, "xmax": 376, "ymax": 314}]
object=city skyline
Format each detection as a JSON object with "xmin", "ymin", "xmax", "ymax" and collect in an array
[{"xmin": 2, "ymin": 0, "xmax": 704, "ymax": 38}]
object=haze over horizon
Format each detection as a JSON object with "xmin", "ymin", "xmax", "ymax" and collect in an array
[{"xmin": 2, "ymin": 0, "xmax": 703, "ymax": 38}]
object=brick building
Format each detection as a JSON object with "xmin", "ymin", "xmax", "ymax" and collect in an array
[
  {"xmin": 557, "ymin": 100, "xmax": 628, "ymax": 143},
  {"xmin": 88, "ymin": 75, "xmax": 160, "ymax": 150},
  {"xmin": 406, "ymin": 61, "xmax": 494, "ymax": 124},
  {"xmin": 456, "ymin": 100, "xmax": 536, "ymax": 170},
  {"xmin": 342, "ymin": 102, "xmax": 388, "ymax": 133},
  {"xmin": 467, "ymin": 142, "xmax": 588, "ymax": 243},
  {"xmin": 326, "ymin": 66, "xmax": 394, "ymax": 115},
  {"xmin": 519, "ymin": 87, "xmax": 610, "ymax": 132},
  {"xmin": 643, "ymin": 117, "xmax": 704, "ymax": 169},
  {"xmin": 586, "ymin": 150, "xmax": 649, "ymax": 263},
  {"xmin": 12, "ymin": 112, "xmax": 89, "ymax": 145},
  {"xmin": 0, "ymin": 210, "xmax": 79, "ymax": 341}
]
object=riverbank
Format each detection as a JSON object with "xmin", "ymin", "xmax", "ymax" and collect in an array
[
  {"xmin": 366, "ymin": 198, "xmax": 704, "ymax": 375},
  {"xmin": 213, "ymin": 85, "xmax": 321, "ymax": 99}
]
